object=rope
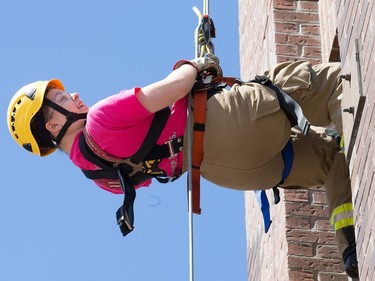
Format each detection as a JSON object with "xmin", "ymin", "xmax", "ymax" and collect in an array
[{"xmin": 188, "ymin": 1, "xmax": 213, "ymax": 280}]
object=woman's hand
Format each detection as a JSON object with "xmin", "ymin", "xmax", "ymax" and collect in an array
[{"xmin": 174, "ymin": 54, "xmax": 222, "ymax": 76}]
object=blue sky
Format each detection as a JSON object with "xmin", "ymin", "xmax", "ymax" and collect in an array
[{"xmin": 0, "ymin": 1, "xmax": 247, "ymax": 280}]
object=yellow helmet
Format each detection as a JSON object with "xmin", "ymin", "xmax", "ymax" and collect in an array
[{"xmin": 7, "ymin": 79, "xmax": 65, "ymax": 157}]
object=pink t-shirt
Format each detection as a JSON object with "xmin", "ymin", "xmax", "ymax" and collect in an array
[{"xmin": 70, "ymin": 87, "xmax": 187, "ymax": 194}]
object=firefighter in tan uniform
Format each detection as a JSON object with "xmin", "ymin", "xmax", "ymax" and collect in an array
[
  {"xmin": 7, "ymin": 56, "xmax": 358, "ymax": 278},
  {"xmin": 197, "ymin": 60, "xmax": 357, "ymax": 278}
]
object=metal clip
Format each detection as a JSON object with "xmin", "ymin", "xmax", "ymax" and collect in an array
[{"xmin": 166, "ymin": 139, "xmax": 177, "ymax": 158}]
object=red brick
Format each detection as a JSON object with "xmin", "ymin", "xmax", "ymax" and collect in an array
[
  {"xmin": 275, "ymin": 22, "xmax": 299, "ymax": 33},
  {"xmin": 276, "ymin": 55, "xmax": 322, "ymax": 65},
  {"xmin": 315, "ymin": 219, "xmax": 333, "ymax": 231},
  {"xmin": 276, "ymin": 43, "xmax": 300, "ymax": 56},
  {"xmin": 299, "ymin": 1, "xmax": 319, "ymax": 12},
  {"xmin": 286, "ymin": 216, "xmax": 312, "ymax": 230},
  {"xmin": 285, "ymin": 202, "xmax": 329, "ymax": 218},
  {"xmin": 284, "ymin": 190, "xmax": 309, "ymax": 202},
  {"xmin": 274, "ymin": 10, "xmax": 319, "ymax": 23},
  {"xmin": 316, "ymin": 245, "xmax": 340, "ymax": 259},
  {"xmin": 301, "ymin": 24, "xmax": 320, "ymax": 35},
  {"xmin": 273, "ymin": 0, "xmax": 296, "ymax": 10},
  {"xmin": 286, "ymin": 229, "xmax": 336, "ymax": 244},
  {"xmin": 289, "ymin": 270, "xmax": 314, "ymax": 281},
  {"xmin": 318, "ymin": 272, "xmax": 348, "ymax": 281},
  {"xmin": 303, "ymin": 46, "xmax": 322, "ymax": 58},
  {"xmin": 275, "ymin": 33, "xmax": 321, "ymax": 46},
  {"xmin": 288, "ymin": 242, "xmax": 314, "ymax": 256},
  {"xmin": 288, "ymin": 256, "xmax": 344, "ymax": 272}
]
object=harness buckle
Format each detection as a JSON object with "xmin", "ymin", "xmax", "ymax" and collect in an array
[
  {"xmin": 116, "ymin": 206, "xmax": 134, "ymax": 237},
  {"xmin": 166, "ymin": 138, "xmax": 181, "ymax": 158},
  {"xmin": 114, "ymin": 158, "xmax": 143, "ymax": 177}
]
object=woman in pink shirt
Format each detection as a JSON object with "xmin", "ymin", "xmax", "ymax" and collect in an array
[{"xmin": 7, "ymin": 56, "xmax": 358, "ymax": 278}]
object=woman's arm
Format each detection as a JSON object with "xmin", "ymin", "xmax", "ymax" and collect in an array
[
  {"xmin": 137, "ymin": 55, "xmax": 221, "ymax": 113},
  {"xmin": 137, "ymin": 64, "xmax": 197, "ymax": 113}
]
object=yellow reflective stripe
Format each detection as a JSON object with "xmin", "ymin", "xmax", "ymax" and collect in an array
[
  {"xmin": 340, "ymin": 136, "xmax": 345, "ymax": 151},
  {"xmin": 334, "ymin": 210, "xmax": 354, "ymax": 223},
  {"xmin": 330, "ymin": 203, "xmax": 353, "ymax": 224},
  {"xmin": 333, "ymin": 218, "xmax": 354, "ymax": 231},
  {"xmin": 330, "ymin": 203, "xmax": 355, "ymax": 231}
]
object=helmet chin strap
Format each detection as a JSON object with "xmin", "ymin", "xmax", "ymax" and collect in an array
[{"xmin": 43, "ymin": 99, "xmax": 87, "ymax": 145}]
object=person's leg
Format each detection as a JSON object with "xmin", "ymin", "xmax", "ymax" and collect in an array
[
  {"xmin": 265, "ymin": 61, "xmax": 343, "ymax": 134},
  {"xmin": 325, "ymin": 152, "xmax": 358, "ymax": 278},
  {"xmin": 281, "ymin": 127, "xmax": 358, "ymax": 278},
  {"xmin": 199, "ymin": 82, "xmax": 292, "ymax": 190},
  {"xmin": 301, "ymin": 63, "xmax": 343, "ymax": 135}
]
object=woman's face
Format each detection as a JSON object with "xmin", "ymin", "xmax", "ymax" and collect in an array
[
  {"xmin": 44, "ymin": 88, "xmax": 89, "ymax": 132},
  {"xmin": 45, "ymin": 89, "xmax": 89, "ymax": 116}
]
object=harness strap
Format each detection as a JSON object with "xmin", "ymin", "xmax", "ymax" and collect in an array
[
  {"xmin": 191, "ymin": 88, "xmax": 207, "ymax": 215},
  {"xmin": 131, "ymin": 107, "xmax": 172, "ymax": 163},
  {"xmin": 252, "ymin": 75, "xmax": 311, "ymax": 135},
  {"xmin": 255, "ymin": 139, "xmax": 294, "ymax": 233},
  {"xmin": 212, "ymin": 76, "xmax": 239, "ymax": 86},
  {"xmin": 191, "ymin": 76, "xmax": 239, "ymax": 215},
  {"xmin": 79, "ymin": 107, "xmax": 172, "ymax": 237}
]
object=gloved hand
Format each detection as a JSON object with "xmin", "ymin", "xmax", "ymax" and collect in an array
[{"xmin": 173, "ymin": 54, "xmax": 223, "ymax": 76}]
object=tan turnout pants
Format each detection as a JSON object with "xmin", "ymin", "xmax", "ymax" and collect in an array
[{"xmin": 189, "ymin": 61, "xmax": 353, "ymax": 256}]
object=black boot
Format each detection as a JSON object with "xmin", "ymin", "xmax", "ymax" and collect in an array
[{"xmin": 342, "ymin": 226, "xmax": 359, "ymax": 279}]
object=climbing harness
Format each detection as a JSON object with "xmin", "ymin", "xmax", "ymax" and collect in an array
[{"xmin": 79, "ymin": 107, "xmax": 183, "ymax": 236}]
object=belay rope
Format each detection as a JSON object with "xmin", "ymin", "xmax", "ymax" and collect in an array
[{"xmin": 187, "ymin": 1, "xmax": 216, "ymax": 280}]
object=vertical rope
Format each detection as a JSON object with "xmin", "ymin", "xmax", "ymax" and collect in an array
[
  {"xmin": 187, "ymin": 6, "xmax": 200, "ymax": 281},
  {"xmin": 187, "ymin": 92, "xmax": 194, "ymax": 281},
  {"xmin": 203, "ymin": 0, "xmax": 209, "ymax": 16},
  {"xmin": 188, "ymin": 1, "xmax": 211, "ymax": 280}
]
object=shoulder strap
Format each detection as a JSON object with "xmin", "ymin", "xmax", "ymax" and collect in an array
[
  {"xmin": 130, "ymin": 107, "xmax": 171, "ymax": 163},
  {"xmin": 79, "ymin": 107, "xmax": 171, "ymax": 237}
]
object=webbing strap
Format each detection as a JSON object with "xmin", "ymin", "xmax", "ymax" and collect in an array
[
  {"xmin": 212, "ymin": 76, "xmax": 238, "ymax": 86},
  {"xmin": 131, "ymin": 107, "xmax": 171, "ymax": 163},
  {"xmin": 254, "ymin": 190, "xmax": 272, "ymax": 233},
  {"xmin": 191, "ymin": 89, "xmax": 208, "ymax": 215},
  {"xmin": 190, "ymin": 76, "xmax": 238, "ymax": 215},
  {"xmin": 255, "ymin": 139, "xmax": 294, "ymax": 233},
  {"xmin": 252, "ymin": 75, "xmax": 311, "ymax": 135}
]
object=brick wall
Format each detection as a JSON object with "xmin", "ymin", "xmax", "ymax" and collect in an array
[
  {"xmin": 244, "ymin": 189, "xmax": 289, "ymax": 280},
  {"xmin": 273, "ymin": 0, "xmax": 321, "ymax": 65},
  {"xmin": 238, "ymin": 1, "xmax": 357, "ymax": 280},
  {"xmin": 337, "ymin": 0, "xmax": 375, "ymax": 280},
  {"xmin": 319, "ymin": 0, "xmax": 339, "ymax": 63},
  {"xmin": 239, "ymin": 0, "xmax": 277, "ymax": 79}
]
